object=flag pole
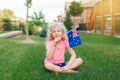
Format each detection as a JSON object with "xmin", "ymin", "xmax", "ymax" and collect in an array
[{"xmin": 63, "ymin": 26, "xmax": 79, "ymax": 37}]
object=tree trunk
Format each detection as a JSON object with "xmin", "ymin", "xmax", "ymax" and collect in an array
[{"xmin": 25, "ymin": 6, "xmax": 29, "ymax": 40}]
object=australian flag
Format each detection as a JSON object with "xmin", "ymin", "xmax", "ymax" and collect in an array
[{"xmin": 67, "ymin": 28, "xmax": 82, "ymax": 48}]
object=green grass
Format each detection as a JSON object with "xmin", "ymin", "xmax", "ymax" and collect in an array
[
  {"xmin": 0, "ymin": 31, "xmax": 10, "ymax": 34},
  {"xmin": 0, "ymin": 34, "xmax": 120, "ymax": 80}
]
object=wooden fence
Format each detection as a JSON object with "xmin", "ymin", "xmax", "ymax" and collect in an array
[{"xmin": 90, "ymin": 0, "xmax": 120, "ymax": 36}]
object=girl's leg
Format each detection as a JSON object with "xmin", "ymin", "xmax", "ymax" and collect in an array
[
  {"xmin": 69, "ymin": 58, "xmax": 83, "ymax": 70},
  {"xmin": 44, "ymin": 62, "xmax": 76, "ymax": 73}
]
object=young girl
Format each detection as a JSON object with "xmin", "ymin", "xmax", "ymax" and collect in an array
[{"xmin": 44, "ymin": 23, "xmax": 83, "ymax": 73}]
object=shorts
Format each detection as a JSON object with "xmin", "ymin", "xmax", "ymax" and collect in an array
[{"xmin": 54, "ymin": 62, "xmax": 67, "ymax": 67}]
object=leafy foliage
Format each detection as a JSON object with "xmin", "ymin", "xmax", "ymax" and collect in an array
[
  {"xmin": 1, "ymin": 9, "xmax": 16, "ymax": 19},
  {"xmin": 29, "ymin": 11, "xmax": 47, "ymax": 27},
  {"xmin": 25, "ymin": 0, "xmax": 32, "ymax": 7},
  {"xmin": 39, "ymin": 28, "xmax": 47, "ymax": 37},
  {"xmin": 29, "ymin": 11, "xmax": 48, "ymax": 36},
  {"xmin": 64, "ymin": 11, "xmax": 73, "ymax": 30},
  {"xmin": 69, "ymin": 1, "xmax": 83, "ymax": 16},
  {"xmin": 0, "ymin": 9, "xmax": 20, "ymax": 31},
  {"xmin": 28, "ymin": 21, "xmax": 34, "ymax": 35},
  {"xmin": 19, "ymin": 22, "xmax": 26, "ymax": 33},
  {"xmin": 3, "ymin": 18, "xmax": 14, "ymax": 31}
]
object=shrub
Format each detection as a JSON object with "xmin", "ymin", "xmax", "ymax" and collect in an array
[
  {"xmin": 39, "ymin": 28, "xmax": 47, "ymax": 37},
  {"xmin": 3, "ymin": 19, "xmax": 13, "ymax": 31}
]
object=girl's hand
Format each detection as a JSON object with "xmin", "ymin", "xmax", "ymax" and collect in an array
[{"xmin": 54, "ymin": 37, "xmax": 61, "ymax": 46}]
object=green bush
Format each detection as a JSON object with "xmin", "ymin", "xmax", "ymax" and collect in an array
[
  {"xmin": 13, "ymin": 25, "xmax": 19, "ymax": 30},
  {"xmin": 39, "ymin": 28, "xmax": 47, "ymax": 37},
  {"xmin": 28, "ymin": 22, "xmax": 34, "ymax": 35},
  {"xmin": 3, "ymin": 19, "xmax": 14, "ymax": 31},
  {"xmin": 19, "ymin": 23, "xmax": 25, "ymax": 34}
]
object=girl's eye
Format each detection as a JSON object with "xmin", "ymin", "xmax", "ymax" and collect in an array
[{"xmin": 52, "ymin": 31, "xmax": 55, "ymax": 33}]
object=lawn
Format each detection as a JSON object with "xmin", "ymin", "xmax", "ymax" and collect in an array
[
  {"xmin": 0, "ymin": 31, "xmax": 10, "ymax": 34},
  {"xmin": 0, "ymin": 34, "xmax": 120, "ymax": 80}
]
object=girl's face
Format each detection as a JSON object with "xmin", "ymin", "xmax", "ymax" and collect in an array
[{"xmin": 51, "ymin": 26, "xmax": 63, "ymax": 39}]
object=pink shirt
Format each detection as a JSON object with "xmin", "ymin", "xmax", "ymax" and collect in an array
[{"xmin": 44, "ymin": 40, "xmax": 69, "ymax": 64}]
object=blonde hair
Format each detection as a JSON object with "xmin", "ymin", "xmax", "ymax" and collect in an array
[{"xmin": 46, "ymin": 22, "xmax": 67, "ymax": 41}]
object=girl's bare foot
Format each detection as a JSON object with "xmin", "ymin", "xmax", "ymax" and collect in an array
[{"xmin": 61, "ymin": 68, "xmax": 79, "ymax": 73}]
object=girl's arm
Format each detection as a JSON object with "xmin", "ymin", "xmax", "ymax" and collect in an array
[
  {"xmin": 46, "ymin": 37, "xmax": 61, "ymax": 60},
  {"xmin": 46, "ymin": 45, "xmax": 55, "ymax": 60},
  {"xmin": 64, "ymin": 47, "xmax": 76, "ymax": 69}
]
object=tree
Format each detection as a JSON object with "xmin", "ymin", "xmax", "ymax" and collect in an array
[
  {"xmin": 29, "ymin": 11, "xmax": 48, "ymax": 36},
  {"xmin": 0, "ymin": 9, "xmax": 17, "ymax": 31},
  {"xmin": 69, "ymin": 1, "xmax": 83, "ymax": 16},
  {"xmin": 29, "ymin": 11, "xmax": 46, "ymax": 27},
  {"xmin": 1, "ymin": 9, "xmax": 16, "ymax": 20},
  {"xmin": 25, "ymin": 0, "xmax": 32, "ymax": 40},
  {"xmin": 21, "ymin": 0, "xmax": 36, "ymax": 43},
  {"xmin": 64, "ymin": 11, "xmax": 73, "ymax": 30}
]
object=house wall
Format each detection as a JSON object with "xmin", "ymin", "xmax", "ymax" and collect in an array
[{"xmin": 93, "ymin": 0, "xmax": 120, "ymax": 36}]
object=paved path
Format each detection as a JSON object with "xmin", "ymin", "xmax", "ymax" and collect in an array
[{"xmin": 0, "ymin": 31, "xmax": 22, "ymax": 38}]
